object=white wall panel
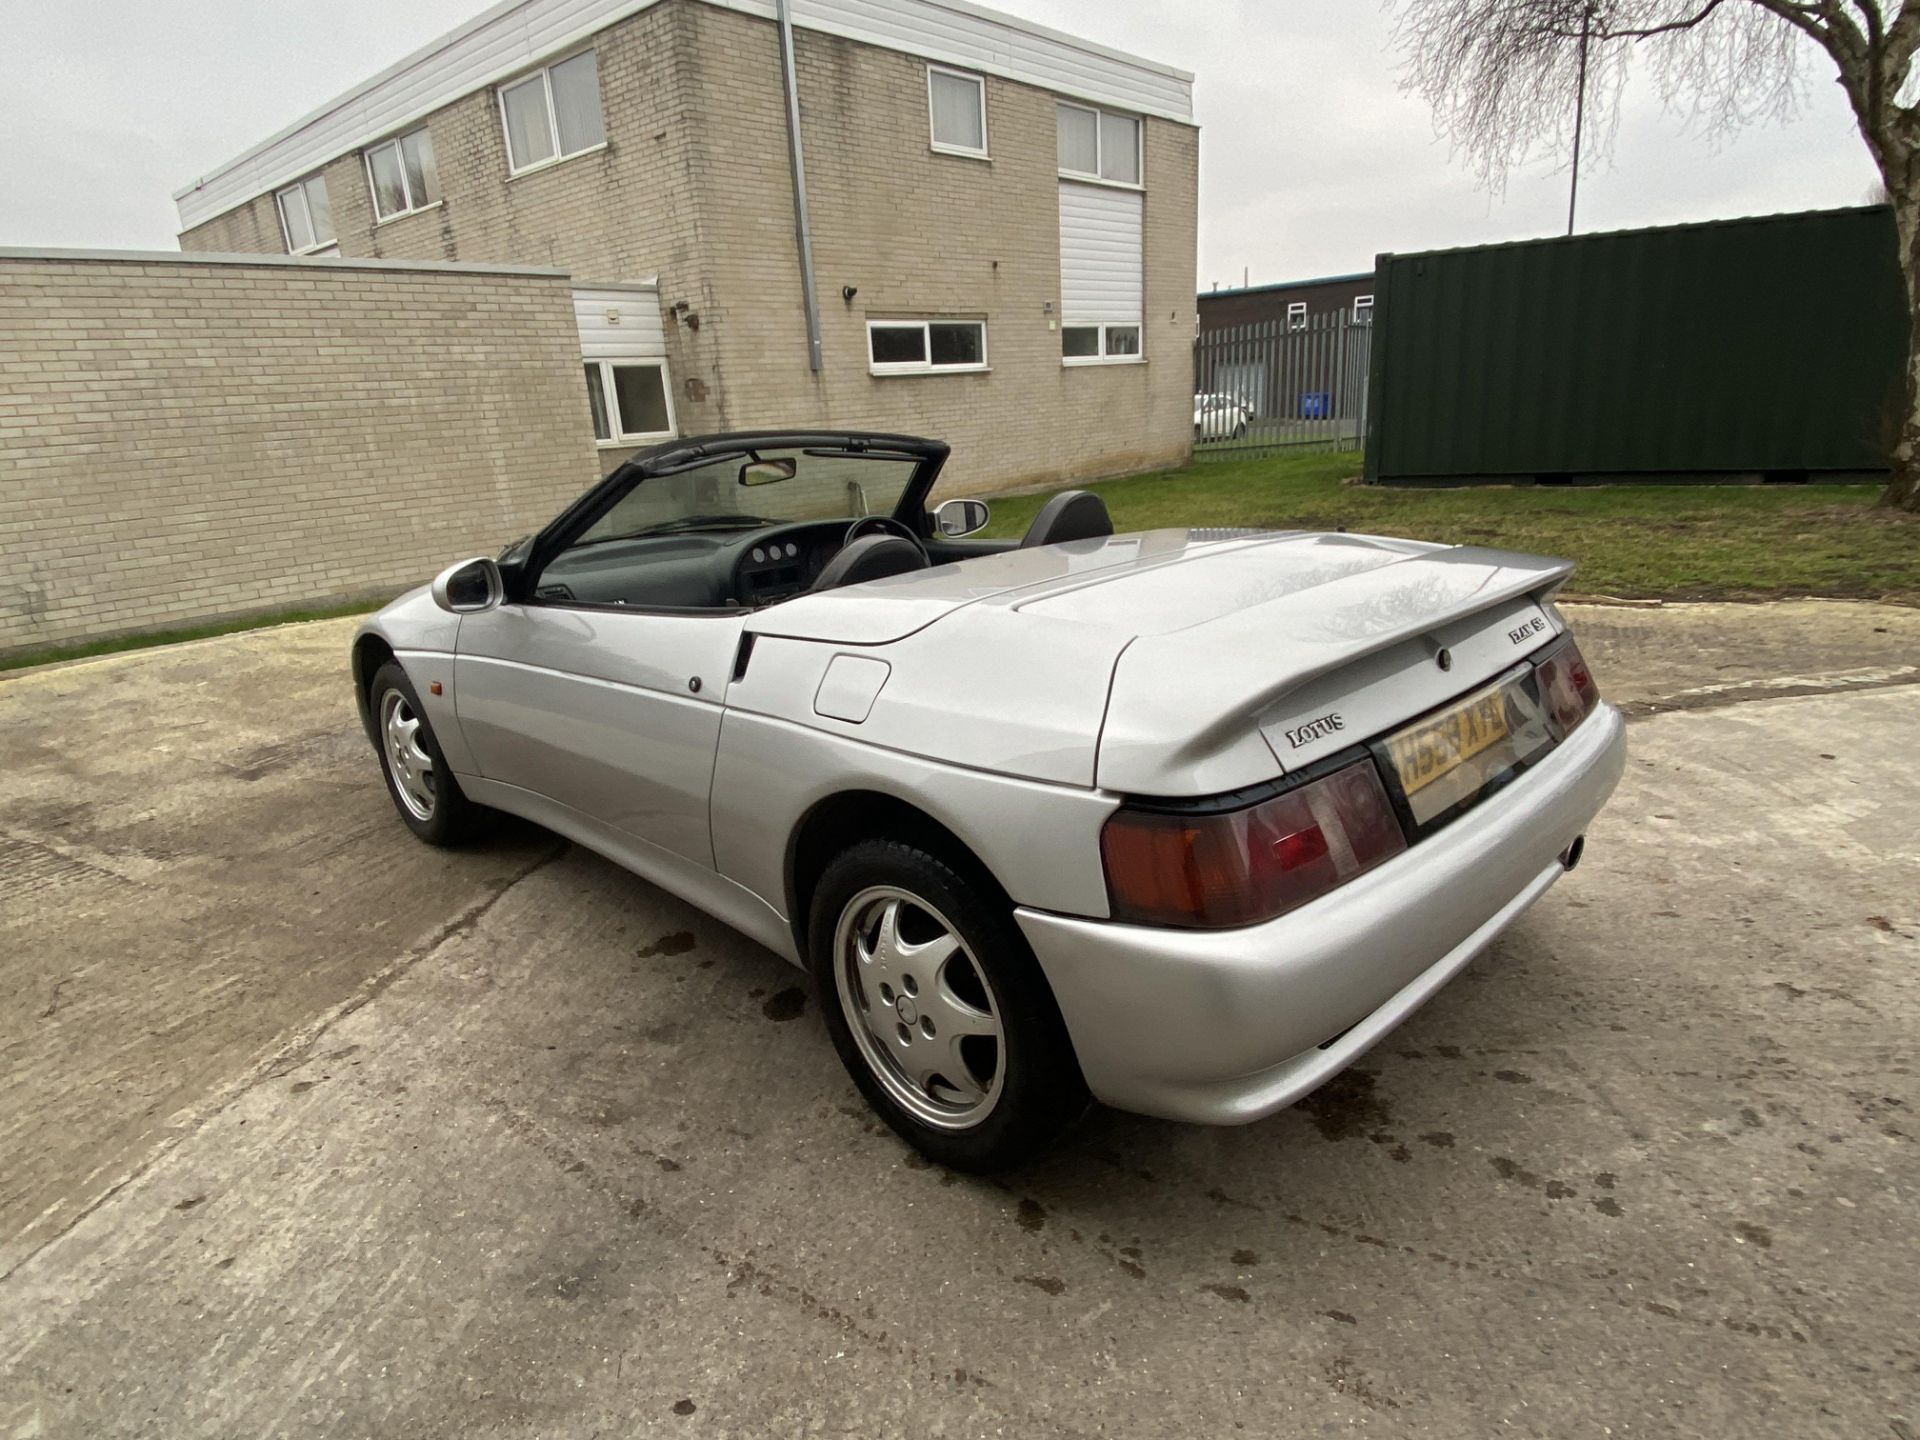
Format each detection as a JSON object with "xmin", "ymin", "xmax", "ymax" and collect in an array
[
  {"xmin": 573, "ymin": 285, "xmax": 667, "ymax": 359},
  {"xmin": 1058, "ymin": 182, "xmax": 1142, "ymax": 326},
  {"xmin": 175, "ymin": 0, "xmax": 1192, "ymax": 232}
]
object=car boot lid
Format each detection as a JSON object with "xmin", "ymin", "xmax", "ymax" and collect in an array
[
  {"xmin": 1090, "ymin": 538, "xmax": 1573, "ymax": 795},
  {"xmin": 745, "ymin": 529, "xmax": 1572, "ymax": 798}
]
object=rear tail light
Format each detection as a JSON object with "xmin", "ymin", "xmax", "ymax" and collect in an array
[
  {"xmin": 1101, "ymin": 759, "xmax": 1408, "ymax": 929},
  {"xmin": 1534, "ymin": 639, "xmax": 1600, "ymax": 737}
]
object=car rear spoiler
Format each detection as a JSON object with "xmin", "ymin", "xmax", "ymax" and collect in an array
[{"xmin": 1097, "ymin": 542, "xmax": 1576, "ymax": 795}]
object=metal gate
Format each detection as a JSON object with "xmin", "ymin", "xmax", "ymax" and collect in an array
[{"xmin": 1194, "ymin": 311, "xmax": 1372, "ymax": 458}]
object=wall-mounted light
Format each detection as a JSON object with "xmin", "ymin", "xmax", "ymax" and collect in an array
[{"xmin": 842, "ymin": 285, "xmax": 858, "ymax": 305}]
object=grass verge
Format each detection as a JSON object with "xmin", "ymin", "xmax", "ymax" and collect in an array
[
  {"xmin": 1, "ymin": 600, "xmax": 380, "ymax": 676},
  {"xmin": 977, "ymin": 451, "xmax": 1920, "ymax": 603}
]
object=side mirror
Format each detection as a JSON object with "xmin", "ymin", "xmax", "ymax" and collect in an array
[
  {"xmin": 933, "ymin": 497, "xmax": 991, "ymax": 538},
  {"xmin": 430, "ymin": 556, "xmax": 505, "ymax": 614}
]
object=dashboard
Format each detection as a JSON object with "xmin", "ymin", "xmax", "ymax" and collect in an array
[
  {"xmin": 532, "ymin": 517, "xmax": 918, "ymax": 611},
  {"xmin": 735, "ymin": 516, "xmax": 918, "ymax": 604},
  {"xmin": 735, "ymin": 528, "xmax": 828, "ymax": 603}
]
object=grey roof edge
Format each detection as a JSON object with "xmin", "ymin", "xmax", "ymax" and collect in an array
[
  {"xmin": 1199, "ymin": 271, "xmax": 1375, "ymax": 301},
  {"xmin": 1202, "ymin": 203, "xmax": 1895, "ymax": 302},
  {"xmin": 0, "ymin": 246, "xmax": 573, "ymax": 280},
  {"xmin": 172, "ymin": 0, "xmax": 1194, "ymax": 210}
]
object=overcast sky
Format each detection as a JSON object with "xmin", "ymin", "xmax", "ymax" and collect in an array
[{"xmin": 1, "ymin": 0, "xmax": 1878, "ymax": 285}]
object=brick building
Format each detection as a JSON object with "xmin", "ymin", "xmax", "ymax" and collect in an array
[
  {"xmin": 1198, "ymin": 272, "xmax": 1376, "ymax": 335},
  {"xmin": 174, "ymin": 0, "xmax": 1201, "ymax": 497}
]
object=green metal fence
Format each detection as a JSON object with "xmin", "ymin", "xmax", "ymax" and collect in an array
[{"xmin": 1363, "ymin": 206, "xmax": 1907, "ymax": 484}]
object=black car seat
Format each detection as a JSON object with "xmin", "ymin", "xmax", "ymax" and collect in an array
[
  {"xmin": 1018, "ymin": 490, "xmax": 1113, "ymax": 548},
  {"xmin": 809, "ymin": 534, "xmax": 929, "ymax": 592}
]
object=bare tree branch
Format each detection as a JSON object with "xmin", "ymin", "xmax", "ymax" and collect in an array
[{"xmin": 1596, "ymin": 0, "xmax": 1731, "ymax": 40}]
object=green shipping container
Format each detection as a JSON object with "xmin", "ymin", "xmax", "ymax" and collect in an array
[{"xmin": 1362, "ymin": 206, "xmax": 1907, "ymax": 484}]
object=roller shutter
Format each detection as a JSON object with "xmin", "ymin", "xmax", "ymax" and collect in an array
[{"xmin": 1058, "ymin": 182, "xmax": 1143, "ymax": 326}]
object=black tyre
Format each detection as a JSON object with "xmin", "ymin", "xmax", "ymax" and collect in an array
[
  {"xmin": 368, "ymin": 660, "xmax": 487, "ymax": 846},
  {"xmin": 808, "ymin": 837, "xmax": 1089, "ymax": 1171}
]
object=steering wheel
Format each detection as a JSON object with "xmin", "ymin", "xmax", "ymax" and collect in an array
[{"xmin": 843, "ymin": 514, "xmax": 927, "ymax": 559}]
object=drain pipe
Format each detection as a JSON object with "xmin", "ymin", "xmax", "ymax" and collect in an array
[{"xmin": 776, "ymin": 0, "xmax": 824, "ymax": 372}]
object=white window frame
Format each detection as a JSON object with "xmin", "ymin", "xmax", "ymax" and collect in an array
[
  {"xmin": 1287, "ymin": 301, "xmax": 1308, "ymax": 331},
  {"xmin": 1353, "ymin": 295, "xmax": 1375, "ymax": 323},
  {"xmin": 498, "ymin": 48, "xmax": 607, "ymax": 177},
  {"xmin": 1061, "ymin": 322, "xmax": 1144, "ymax": 366},
  {"xmin": 927, "ymin": 65, "xmax": 989, "ymax": 160},
  {"xmin": 1056, "ymin": 100, "xmax": 1143, "ymax": 189},
  {"xmin": 275, "ymin": 175, "xmax": 335, "ymax": 256},
  {"xmin": 866, "ymin": 318, "xmax": 989, "ymax": 376},
  {"xmin": 364, "ymin": 127, "xmax": 439, "ymax": 223},
  {"xmin": 586, "ymin": 358, "xmax": 678, "ymax": 446}
]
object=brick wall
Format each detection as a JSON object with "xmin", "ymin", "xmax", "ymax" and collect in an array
[
  {"xmin": 0, "ymin": 252, "xmax": 600, "ymax": 656},
  {"xmin": 176, "ymin": 0, "xmax": 1198, "ymax": 500}
]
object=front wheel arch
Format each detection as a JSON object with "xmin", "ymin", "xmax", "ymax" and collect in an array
[{"xmin": 352, "ymin": 633, "xmax": 397, "ymax": 742}]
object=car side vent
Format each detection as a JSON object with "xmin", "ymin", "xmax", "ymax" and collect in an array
[
  {"xmin": 534, "ymin": 584, "xmax": 574, "ymax": 601},
  {"xmin": 732, "ymin": 633, "xmax": 756, "ymax": 682}
]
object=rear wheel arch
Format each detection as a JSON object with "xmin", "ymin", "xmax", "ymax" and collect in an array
[
  {"xmin": 798, "ymin": 805, "xmax": 1091, "ymax": 1168},
  {"xmin": 785, "ymin": 791, "xmax": 1009, "ymax": 964}
]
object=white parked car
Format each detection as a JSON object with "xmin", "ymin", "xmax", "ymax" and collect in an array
[
  {"xmin": 1194, "ymin": 392, "xmax": 1251, "ymax": 440},
  {"xmin": 354, "ymin": 431, "xmax": 1626, "ymax": 1170}
]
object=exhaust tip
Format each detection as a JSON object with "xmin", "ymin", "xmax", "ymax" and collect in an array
[{"xmin": 1560, "ymin": 835, "xmax": 1586, "ymax": 871}]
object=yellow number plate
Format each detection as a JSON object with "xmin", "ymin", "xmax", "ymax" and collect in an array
[{"xmin": 1386, "ymin": 688, "xmax": 1513, "ymax": 798}]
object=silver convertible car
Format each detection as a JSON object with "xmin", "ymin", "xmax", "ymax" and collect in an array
[{"xmin": 353, "ymin": 431, "xmax": 1626, "ymax": 1169}]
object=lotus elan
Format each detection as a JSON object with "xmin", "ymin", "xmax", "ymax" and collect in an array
[{"xmin": 353, "ymin": 432, "xmax": 1626, "ymax": 1169}]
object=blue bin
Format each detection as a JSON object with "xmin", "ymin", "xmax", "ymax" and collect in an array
[{"xmin": 1300, "ymin": 391, "xmax": 1331, "ymax": 419}]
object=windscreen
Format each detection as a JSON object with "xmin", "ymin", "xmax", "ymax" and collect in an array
[{"xmin": 577, "ymin": 447, "xmax": 921, "ymax": 543}]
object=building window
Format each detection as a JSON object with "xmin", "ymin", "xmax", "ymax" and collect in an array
[
  {"xmin": 1062, "ymin": 322, "xmax": 1142, "ymax": 363},
  {"xmin": 275, "ymin": 174, "xmax": 335, "ymax": 255},
  {"xmin": 927, "ymin": 66, "xmax": 987, "ymax": 158},
  {"xmin": 585, "ymin": 360, "xmax": 675, "ymax": 444},
  {"xmin": 1057, "ymin": 101, "xmax": 1141, "ymax": 186},
  {"xmin": 867, "ymin": 319, "xmax": 988, "ymax": 375},
  {"xmin": 500, "ymin": 49, "xmax": 606, "ymax": 174},
  {"xmin": 365, "ymin": 128, "xmax": 440, "ymax": 221},
  {"xmin": 1287, "ymin": 301, "xmax": 1308, "ymax": 331},
  {"xmin": 1353, "ymin": 295, "xmax": 1375, "ymax": 323}
]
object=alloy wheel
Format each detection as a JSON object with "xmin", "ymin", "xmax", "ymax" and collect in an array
[
  {"xmin": 833, "ymin": 885, "xmax": 1005, "ymax": 1130},
  {"xmin": 380, "ymin": 688, "xmax": 436, "ymax": 822}
]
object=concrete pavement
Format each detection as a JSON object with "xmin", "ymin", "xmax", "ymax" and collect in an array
[{"xmin": 1, "ymin": 601, "xmax": 1915, "ymax": 1437}]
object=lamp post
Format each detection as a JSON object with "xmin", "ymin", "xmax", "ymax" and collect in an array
[{"xmin": 1568, "ymin": 2, "xmax": 1595, "ymax": 236}]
